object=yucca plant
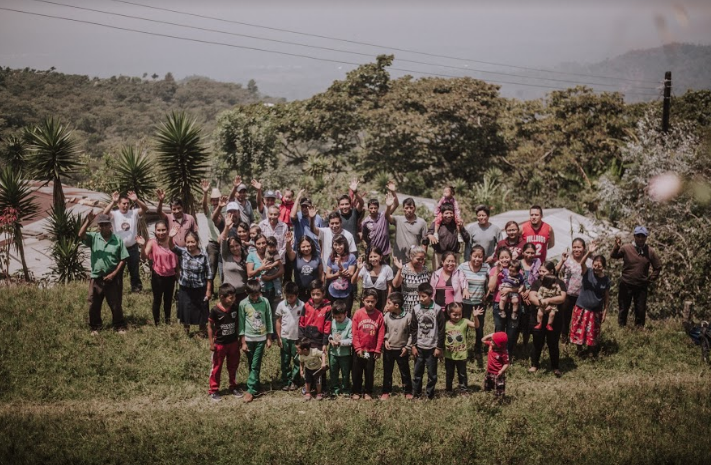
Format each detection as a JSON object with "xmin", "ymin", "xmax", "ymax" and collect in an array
[
  {"xmin": 154, "ymin": 112, "xmax": 208, "ymax": 215},
  {"xmin": 25, "ymin": 117, "xmax": 80, "ymax": 209},
  {"xmin": 114, "ymin": 144, "xmax": 157, "ymax": 201},
  {"xmin": 46, "ymin": 204, "xmax": 87, "ymax": 283},
  {"xmin": 0, "ymin": 134, "xmax": 26, "ymax": 173},
  {"xmin": 0, "ymin": 167, "xmax": 39, "ymax": 282}
]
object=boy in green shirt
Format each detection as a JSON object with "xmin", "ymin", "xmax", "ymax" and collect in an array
[
  {"xmin": 328, "ymin": 300, "xmax": 352, "ymax": 396},
  {"xmin": 239, "ymin": 279, "xmax": 274, "ymax": 403},
  {"xmin": 79, "ymin": 212, "xmax": 129, "ymax": 334}
]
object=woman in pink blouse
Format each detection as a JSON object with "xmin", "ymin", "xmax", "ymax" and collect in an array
[
  {"xmin": 430, "ymin": 251, "xmax": 469, "ymax": 308},
  {"xmin": 136, "ymin": 220, "xmax": 179, "ymax": 325}
]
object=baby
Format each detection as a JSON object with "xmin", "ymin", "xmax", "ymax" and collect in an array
[{"xmin": 498, "ymin": 260, "xmax": 525, "ymax": 320}]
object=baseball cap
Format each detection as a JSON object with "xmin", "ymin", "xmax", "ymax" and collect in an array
[
  {"xmin": 226, "ymin": 202, "xmax": 240, "ymax": 212},
  {"xmin": 210, "ymin": 188, "xmax": 221, "ymax": 199},
  {"xmin": 492, "ymin": 332, "xmax": 508, "ymax": 348},
  {"xmin": 300, "ymin": 197, "xmax": 312, "ymax": 206},
  {"xmin": 264, "ymin": 190, "xmax": 277, "ymax": 199},
  {"xmin": 96, "ymin": 214, "xmax": 112, "ymax": 224},
  {"xmin": 633, "ymin": 226, "xmax": 649, "ymax": 236},
  {"xmin": 235, "ymin": 183, "xmax": 248, "ymax": 192}
]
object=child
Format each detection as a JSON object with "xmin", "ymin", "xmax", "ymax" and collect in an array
[
  {"xmin": 247, "ymin": 224, "xmax": 261, "ymax": 253},
  {"xmin": 238, "ymin": 279, "xmax": 274, "ymax": 403},
  {"xmin": 381, "ymin": 292, "xmax": 413, "ymax": 400},
  {"xmin": 534, "ymin": 273, "xmax": 563, "ymax": 332},
  {"xmin": 351, "ymin": 289, "xmax": 385, "ymax": 400},
  {"xmin": 328, "ymin": 300, "xmax": 353, "ymax": 397},
  {"xmin": 278, "ymin": 188, "xmax": 295, "ymax": 227},
  {"xmin": 410, "ymin": 283, "xmax": 445, "ymax": 400},
  {"xmin": 444, "ymin": 302, "xmax": 483, "ymax": 395},
  {"xmin": 497, "ymin": 260, "xmax": 525, "ymax": 320},
  {"xmin": 262, "ymin": 236, "xmax": 283, "ymax": 298},
  {"xmin": 297, "ymin": 337, "xmax": 327, "ymax": 401},
  {"xmin": 433, "ymin": 185, "xmax": 463, "ymax": 243},
  {"xmin": 482, "ymin": 332, "xmax": 509, "ymax": 398},
  {"xmin": 299, "ymin": 280, "xmax": 332, "ymax": 350},
  {"xmin": 207, "ymin": 283, "xmax": 242, "ymax": 401},
  {"xmin": 275, "ymin": 282, "xmax": 304, "ymax": 391}
]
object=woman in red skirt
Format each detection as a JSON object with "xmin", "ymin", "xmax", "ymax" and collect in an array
[{"xmin": 569, "ymin": 243, "xmax": 610, "ymax": 355}]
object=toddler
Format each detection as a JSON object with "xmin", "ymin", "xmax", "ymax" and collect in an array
[
  {"xmin": 262, "ymin": 236, "xmax": 283, "ymax": 297},
  {"xmin": 482, "ymin": 332, "xmax": 509, "ymax": 398},
  {"xmin": 498, "ymin": 260, "xmax": 525, "ymax": 320},
  {"xmin": 534, "ymin": 274, "xmax": 562, "ymax": 332},
  {"xmin": 433, "ymin": 185, "xmax": 464, "ymax": 243},
  {"xmin": 297, "ymin": 338, "xmax": 327, "ymax": 401},
  {"xmin": 444, "ymin": 302, "xmax": 483, "ymax": 395}
]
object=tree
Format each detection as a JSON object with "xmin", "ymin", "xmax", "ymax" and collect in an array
[
  {"xmin": 154, "ymin": 112, "xmax": 208, "ymax": 215},
  {"xmin": 113, "ymin": 144, "xmax": 157, "ymax": 201},
  {"xmin": 247, "ymin": 79, "xmax": 258, "ymax": 95},
  {"xmin": 0, "ymin": 134, "xmax": 26, "ymax": 172},
  {"xmin": 25, "ymin": 117, "xmax": 80, "ymax": 209},
  {"xmin": 0, "ymin": 167, "xmax": 39, "ymax": 281}
]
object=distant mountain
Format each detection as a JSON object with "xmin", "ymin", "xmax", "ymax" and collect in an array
[{"xmin": 554, "ymin": 43, "xmax": 711, "ymax": 103}]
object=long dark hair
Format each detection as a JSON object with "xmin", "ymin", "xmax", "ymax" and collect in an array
[
  {"xmin": 296, "ymin": 236, "xmax": 317, "ymax": 259},
  {"xmin": 227, "ymin": 235, "xmax": 248, "ymax": 260},
  {"xmin": 365, "ymin": 246, "xmax": 385, "ymax": 271},
  {"xmin": 330, "ymin": 234, "xmax": 349, "ymax": 262}
]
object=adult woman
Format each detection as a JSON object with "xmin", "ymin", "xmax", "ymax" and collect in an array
[
  {"xmin": 430, "ymin": 251, "xmax": 469, "ymax": 308},
  {"xmin": 458, "ymin": 245, "xmax": 490, "ymax": 353},
  {"xmin": 518, "ymin": 243, "xmax": 542, "ymax": 346},
  {"xmin": 494, "ymin": 220, "xmax": 526, "ymax": 260},
  {"xmin": 235, "ymin": 221, "xmax": 251, "ymax": 246},
  {"xmin": 556, "ymin": 238, "xmax": 591, "ymax": 343},
  {"xmin": 246, "ymin": 233, "xmax": 283, "ymax": 308},
  {"xmin": 174, "ymin": 231, "xmax": 213, "ymax": 336},
  {"xmin": 392, "ymin": 246, "xmax": 430, "ymax": 313},
  {"xmin": 528, "ymin": 261, "xmax": 567, "ymax": 376},
  {"xmin": 220, "ymin": 214, "xmax": 249, "ymax": 304},
  {"xmin": 287, "ymin": 233, "xmax": 322, "ymax": 303},
  {"xmin": 325, "ymin": 234, "xmax": 357, "ymax": 314},
  {"xmin": 569, "ymin": 243, "xmax": 610, "ymax": 355},
  {"xmin": 352, "ymin": 246, "xmax": 393, "ymax": 311},
  {"xmin": 136, "ymin": 221, "xmax": 178, "ymax": 325}
]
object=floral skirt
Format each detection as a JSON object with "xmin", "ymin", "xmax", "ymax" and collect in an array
[{"xmin": 569, "ymin": 305, "xmax": 601, "ymax": 346}]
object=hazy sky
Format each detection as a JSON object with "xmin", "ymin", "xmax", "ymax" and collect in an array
[{"xmin": 1, "ymin": 0, "xmax": 710, "ymax": 100}]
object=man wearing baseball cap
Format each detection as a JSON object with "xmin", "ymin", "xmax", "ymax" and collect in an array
[
  {"xmin": 611, "ymin": 225, "xmax": 662, "ymax": 328},
  {"xmin": 227, "ymin": 175, "xmax": 254, "ymax": 225},
  {"xmin": 201, "ymin": 181, "xmax": 224, "ymax": 292},
  {"xmin": 78, "ymin": 211, "xmax": 129, "ymax": 335}
]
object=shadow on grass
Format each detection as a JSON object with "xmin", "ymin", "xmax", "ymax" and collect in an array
[{"xmin": 124, "ymin": 314, "xmax": 153, "ymax": 328}]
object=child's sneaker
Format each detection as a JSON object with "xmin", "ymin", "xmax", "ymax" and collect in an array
[
  {"xmin": 533, "ymin": 323, "xmax": 543, "ymax": 330},
  {"xmin": 380, "ymin": 393, "xmax": 390, "ymax": 401},
  {"xmin": 351, "ymin": 394, "xmax": 361, "ymax": 400},
  {"xmin": 303, "ymin": 393, "xmax": 312, "ymax": 401},
  {"xmin": 209, "ymin": 393, "xmax": 222, "ymax": 402},
  {"xmin": 546, "ymin": 324, "xmax": 554, "ymax": 332},
  {"xmin": 363, "ymin": 394, "xmax": 373, "ymax": 401},
  {"xmin": 315, "ymin": 394, "xmax": 324, "ymax": 401},
  {"xmin": 231, "ymin": 389, "xmax": 244, "ymax": 398},
  {"xmin": 243, "ymin": 392, "xmax": 254, "ymax": 403},
  {"xmin": 405, "ymin": 393, "xmax": 414, "ymax": 400},
  {"xmin": 282, "ymin": 383, "xmax": 292, "ymax": 392}
]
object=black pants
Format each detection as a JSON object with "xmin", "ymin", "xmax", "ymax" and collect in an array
[
  {"xmin": 151, "ymin": 272, "xmax": 176, "ymax": 324},
  {"xmin": 125, "ymin": 244, "xmax": 142, "ymax": 291},
  {"xmin": 618, "ymin": 281, "xmax": 648, "ymax": 327},
  {"xmin": 494, "ymin": 302, "xmax": 533, "ymax": 354},
  {"xmin": 382, "ymin": 349, "xmax": 412, "ymax": 394},
  {"xmin": 531, "ymin": 310, "xmax": 561, "ymax": 370},
  {"xmin": 88, "ymin": 277, "xmax": 125, "ymax": 330},
  {"xmin": 412, "ymin": 348, "xmax": 438, "ymax": 398},
  {"xmin": 560, "ymin": 294, "xmax": 577, "ymax": 342},
  {"xmin": 206, "ymin": 241, "xmax": 220, "ymax": 284},
  {"xmin": 445, "ymin": 359, "xmax": 467, "ymax": 390},
  {"xmin": 463, "ymin": 302, "xmax": 486, "ymax": 352},
  {"xmin": 352, "ymin": 354, "xmax": 376, "ymax": 395}
]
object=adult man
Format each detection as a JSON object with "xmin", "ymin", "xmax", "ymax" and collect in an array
[
  {"xmin": 156, "ymin": 189, "xmax": 197, "ymax": 248},
  {"xmin": 423, "ymin": 203, "xmax": 470, "ymax": 269},
  {"xmin": 338, "ymin": 178, "xmax": 365, "ymax": 243},
  {"xmin": 201, "ymin": 181, "xmax": 223, "ymax": 287},
  {"xmin": 79, "ymin": 212, "xmax": 128, "ymax": 335},
  {"xmin": 361, "ymin": 198, "xmax": 393, "ymax": 261},
  {"xmin": 259, "ymin": 205, "xmax": 289, "ymax": 260},
  {"xmin": 253, "ymin": 179, "xmax": 277, "ymax": 222},
  {"xmin": 309, "ymin": 208, "xmax": 357, "ymax": 264},
  {"xmin": 102, "ymin": 190, "xmax": 148, "ymax": 292},
  {"xmin": 465, "ymin": 205, "xmax": 501, "ymax": 265},
  {"xmin": 384, "ymin": 183, "xmax": 427, "ymax": 267},
  {"xmin": 520, "ymin": 205, "xmax": 555, "ymax": 262},
  {"xmin": 291, "ymin": 189, "xmax": 323, "ymax": 255},
  {"xmin": 611, "ymin": 226, "xmax": 662, "ymax": 328},
  {"xmin": 228, "ymin": 175, "xmax": 254, "ymax": 225}
]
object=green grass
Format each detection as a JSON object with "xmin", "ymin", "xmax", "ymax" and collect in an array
[{"xmin": 1, "ymin": 279, "xmax": 710, "ymax": 464}]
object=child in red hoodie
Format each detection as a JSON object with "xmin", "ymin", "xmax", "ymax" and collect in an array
[
  {"xmin": 482, "ymin": 332, "xmax": 510, "ymax": 398},
  {"xmin": 298, "ymin": 280, "xmax": 332, "ymax": 350},
  {"xmin": 351, "ymin": 289, "xmax": 385, "ymax": 400}
]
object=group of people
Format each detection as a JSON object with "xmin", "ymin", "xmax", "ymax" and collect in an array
[{"xmin": 78, "ymin": 176, "xmax": 662, "ymax": 402}]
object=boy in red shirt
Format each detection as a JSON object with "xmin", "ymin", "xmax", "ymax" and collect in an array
[
  {"xmin": 482, "ymin": 332, "xmax": 510, "ymax": 399},
  {"xmin": 207, "ymin": 283, "xmax": 241, "ymax": 402},
  {"xmin": 351, "ymin": 289, "xmax": 385, "ymax": 400},
  {"xmin": 298, "ymin": 280, "xmax": 332, "ymax": 350}
]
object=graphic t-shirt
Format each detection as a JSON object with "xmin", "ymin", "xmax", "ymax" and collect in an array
[
  {"xmin": 445, "ymin": 319, "xmax": 469, "ymax": 361},
  {"xmin": 209, "ymin": 304, "xmax": 239, "ymax": 345},
  {"xmin": 295, "ymin": 255, "xmax": 321, "ymax": 291},
  {"xmin": 238, "ymin": 296, "xmax": 273, "ymax": 342},
  {"xmin": 575, "ymin": 269, "xmax": 610, "ymax": 312},
  {"xmin": 111, "ymin": 208, "xmax": 140, "ymax": 247},
  {"xmin": 521, "ymin": 221, "xmax": 553, "ymax": 262},
  {"xmin": 326, "ymin": 254, "xmax": 357, "ymax": 298},
  {"xmin": 275, "ymin": 299, "xmax": 304, "ymax": 341}
]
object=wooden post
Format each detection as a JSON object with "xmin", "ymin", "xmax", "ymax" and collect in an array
[{"xmin": 662, "ymin": 71, "xmax": 671, "ymax": 133}]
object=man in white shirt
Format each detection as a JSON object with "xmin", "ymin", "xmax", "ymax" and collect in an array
[
  {"xmin": 309, "ymin": 209, "xmax": 357, "ymax": 264},
  {"xmin": 103, "ymin": 191, "xmax": 148, "ymax": 292}
]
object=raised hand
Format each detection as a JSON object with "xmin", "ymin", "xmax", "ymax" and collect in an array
[
  {"xmin": 307, "ymin": 205, "xmax": 317, "ymax": 219},
  {"xmin": 251, "ymin": 179, "xmax": 262, "ymax": 191},
  {"xmin": 349, "ymin": 178, "xmax": 359, "ymax": 192},
  {"xmin": 200, "ymin": 180, "xmax": 210, "ymax": 193},
  {"xmin": 135, "ymin": 235, "xmax": 146, "ymax": 246},
  {"xmin": 386, "ymin": 180, "xmax": 396, "ymax": 192},
  {"xmin": 561, "ymin": 248, "xmax": 569, "ymax": 261},
  {"xmin": 111, "ymin": 191, "xmax": 120, "ymax": 204},
  {"xmin": 218, "ymin": 195, "xmax": 228, "ymax": 208},
  {"xmin": 385, "ymin": 192, "xmax": 395, "ymax": 207},
  {"xmin": 296, "ymin": 188, "xmax": 305, "ymax": 199},
  {"xmin": 233, "ymin": 175, "xmax": 242, "ymax": 188},
  {"xmin": 615, "ymin": 237, "xmax": 621, "ymax": 247},
  {"xmin": 225, "ymin": 213, "xmax": 234, "ymax": 229},
  {"xmin": 588, "ymin": 242, "xmax": 598, "ymax": 253},
  {"xmin": 473, "ymin": 306, "xmax": 485, "ymax": 318},
  {"xmin": 127, "ymin": 191, "xmax": 138, "ymax": 202},
  {"xmin": 285, "ymin": 230, "xmax": 294, "ymax": 245},
  {"xmin": 156, "ymin": 189, "xmax": 165, "ymax": 202},
  {"xmin": 357, "ymin": 255, "xmax": 364, "ymax": 268},
  {"xmin": 86, "ymin": 210, "xmax": 96, "ymax": 223},
  {"xmin": 392, "ymin": 256, "xmax": 402, "ymax": 269},
  {"xmin": 169, "ymin": 225, "xmax": 180, "ymax": 238}
]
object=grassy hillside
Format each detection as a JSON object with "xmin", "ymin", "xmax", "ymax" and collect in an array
[{"xmin": 1, "ymin": 280, "xmax": 710, "ymax": 464}]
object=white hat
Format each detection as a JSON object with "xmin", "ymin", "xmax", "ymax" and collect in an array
[
  {"xmin": 210, "ymin": 188, "xmax": 221, "ymax": 199},
  {"xmin": 226, "ymin": 202, "xmax": 240, "ymax": 212}
]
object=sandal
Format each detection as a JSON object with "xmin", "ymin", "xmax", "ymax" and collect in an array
[{"xmin": 528, "ymin": 366, "xmax": 538, "ymax": 373}]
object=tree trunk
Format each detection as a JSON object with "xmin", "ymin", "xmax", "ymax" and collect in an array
[
  {"xmin": 53, "ymin": 177, "xmax": 66, "ymax": 209},
  {"xmin": 14, "ymin": 224, "xmax": 31, "ymax": 282}
]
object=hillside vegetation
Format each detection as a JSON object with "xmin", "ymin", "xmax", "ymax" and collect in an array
[{"xmin": 0, "ymin": 281, "xmax": 710, "ymax": 464}]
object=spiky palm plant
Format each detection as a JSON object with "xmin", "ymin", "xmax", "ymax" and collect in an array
[
  {"xmin": 114, "ymin": 144, "xmax": 157, "ymax": 201},
  {"xmin": 0, "ymin": 167, "xmax": 39, "ymax": 281},
  {"xmin": 1, "ymin": 134, "xmax": 26, "ymax": 173},
  {"xmin": 46, "ymin": 204, "xmax": 87, "ymax": 283},
  {"xmin": 25, "ymin": 117, "xmax": 80, "ymax": 209},
  {"xmin": 154, "ymin": 112, "xmax": 208, "ymax": 215}
]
